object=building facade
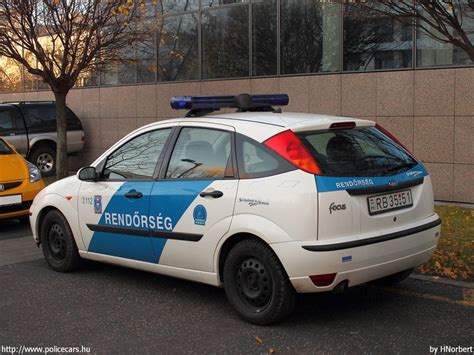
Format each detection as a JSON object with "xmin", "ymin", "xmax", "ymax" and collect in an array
[{"xmin": 0, "ymin": 1, "xmax": 473, "ymax": 203}]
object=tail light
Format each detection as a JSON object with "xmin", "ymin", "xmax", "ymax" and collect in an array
[
  {"xmin": 264, "ymin": 130, "xmax": 321, "ymax": 175},
  {"xmin": 375, "ymin": 123, "xmax": 413, "ymax": 156},
  {"xmin": 329, "ymin": 121, "xmax": 356, "ymax": 129}
]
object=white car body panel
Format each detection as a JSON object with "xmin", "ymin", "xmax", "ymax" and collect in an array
[{"xmin": 30, "ymin": 111, "xmax": 440, "ymax": 293}]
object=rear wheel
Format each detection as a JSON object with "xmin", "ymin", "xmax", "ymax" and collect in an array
[
  {"xmin": 223, "ymin": 239, "xmax": 296, "ymax": 325},
  {"xmin": 30, "ymin": 145, "xmax": 56, "ymax": 177},
  {"xmin": 372, "ymin": 268, "xmax": 414, "ymax": 286},
  {"xmin": 41, "ymin": 210, "xmax": 81, "ymax": 272}
]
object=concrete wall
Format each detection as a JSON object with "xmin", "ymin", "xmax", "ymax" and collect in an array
[{"xmin": 0, "ymin": 67, "xmax": 472, "ymax": 202}]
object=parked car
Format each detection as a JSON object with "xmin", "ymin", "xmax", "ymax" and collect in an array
[
  {"xmin": 30, "ymin": 94, "xmax": 440, "ymax": 325},
  {"xmin": 0, "ymin": 137, "xmax": 45, "ymax": 220},
  {"xmin": 0, "ymin": 101, "xmax": 85, "ymax": 176}
]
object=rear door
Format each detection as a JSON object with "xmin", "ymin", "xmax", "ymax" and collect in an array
[
  {"xmin": 149, "ymin": 122, "xmax": 238, "ymax": 272},
  {"xmin": 298, "ymin": 126, "xmax": 433, "ymax": 242}
]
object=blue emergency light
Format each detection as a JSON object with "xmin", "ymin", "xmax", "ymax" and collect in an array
[{"xmin": 170, "ymin": 93, "xmax": 289, "ymax": 116}]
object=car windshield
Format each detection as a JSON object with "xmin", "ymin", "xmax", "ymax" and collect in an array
[
  {"xmin": 0, "ymin": 139, "xmax": 13, "ymax": 155},
  {"xmin": 298, "ymin": 127, "xmax": 417, "ymax": 177}
]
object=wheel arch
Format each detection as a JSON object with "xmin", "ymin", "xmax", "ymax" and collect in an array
[
  {"xmin": 35, "ymin": 205, "xmax": 61, "ymax": 244},
  {"xmin": 28, "ymin": 138, "xmax": 57, "ymax": 157},
  {"xmin": 217, "ymin": 232, "xmax": 275, "ymax": 283}
]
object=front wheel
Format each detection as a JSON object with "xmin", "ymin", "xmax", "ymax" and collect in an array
[
  {"xmin": 41, "ymin": 210, "xmax": 81, "ymax": 272},
  {"xmin": 223, "ymin": 239, "xmax": 296, "ymax": 325}
]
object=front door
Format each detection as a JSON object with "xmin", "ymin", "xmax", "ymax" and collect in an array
[
  {"xmin": 77, "ymin": 127, "xmax": 173, "ymax": 263},
  {"xmin": 149, "ymin": 123, "xmax": 238, "ymax": 272},
  {"xmin": 0, "ymin": 107, "xmax": 28, "ymax": 155}
]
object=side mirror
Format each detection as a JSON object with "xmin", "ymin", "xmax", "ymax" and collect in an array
[{"xmin": 78, "ymin": 166, "xmax": 97, "ymax": 182}]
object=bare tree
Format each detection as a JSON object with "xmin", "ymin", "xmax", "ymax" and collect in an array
[
  {"xmin": 0, "ymin": 0, "xmax": 143, "ymax": 178},
  {"xmin": 356, "ymin": 0, "xmax": 474, "ymax": 62}
]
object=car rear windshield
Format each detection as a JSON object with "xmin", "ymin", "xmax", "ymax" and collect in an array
[
  {"xmin": 0, "ymin": 139, "xmax": 12, "ymax": 154},
  {"xmin": 297, "ymin": 127, "xmax": 417, "ymax": 177}
]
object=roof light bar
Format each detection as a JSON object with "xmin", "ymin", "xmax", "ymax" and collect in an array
[{"xmin": 170, "ymin": 93, "xmax": 289, "ymax": 112}]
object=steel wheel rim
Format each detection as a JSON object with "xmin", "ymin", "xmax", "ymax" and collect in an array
[
  {"xmin": 48, "ymin": 224, "xmax": 67, "ymax": 261},
  {"xmin": 36, "ymin": 153, "xmax": 54, "ymax": 173},
  {"xmin": 236, "ymin": 257, "xmax": 272, "ymax": 309}
]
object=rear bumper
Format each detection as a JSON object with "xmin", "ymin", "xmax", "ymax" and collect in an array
[{"xmin": 271, "ymin": 214, "xmax": 441, "ymax": 293}]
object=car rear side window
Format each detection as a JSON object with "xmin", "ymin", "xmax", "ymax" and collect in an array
[
  {"xmin": 236, "ymin": 134, "xmax": 295, "ymax": 179},
  {"xmin": 23, "ymin": 106, "xmax": 56, "ymax": 132},
  {"xmin": 166, "ymin": 127, "xmax": 233, "ymax": 180},
  {"xmin": 298, "ymin": 127, "xmax": 417, "ymax": 177}
]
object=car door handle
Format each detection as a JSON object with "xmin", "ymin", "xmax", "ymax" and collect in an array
[
  {"xmin": 124, "ymin": 190, "xmax": 143, "ymax": 199},
  {"xmin": 200, "ymin": 190, "xmax": 224, "ymax": 199}
]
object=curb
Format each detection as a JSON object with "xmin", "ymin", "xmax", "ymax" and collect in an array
[{"xmin": 410, "ymin": 274, "xmax": 474, "ymax": 289}]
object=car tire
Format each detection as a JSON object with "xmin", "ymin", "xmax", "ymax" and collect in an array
[
  {"xmin": 41, "ymin": 210, "xmax": 81, "ymax": 272},
  {"xmin": 223, "ymin": 239, "xmax": 296, "ymax": 325},
  {"xmin": 372, "ymin": 268, "xmax": 414, "ymax": 286},
  {"xmin": 30, "ymin": 145, "xmax": 56, "ymax": 177}
]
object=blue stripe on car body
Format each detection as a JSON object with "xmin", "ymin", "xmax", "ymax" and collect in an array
[
  {"xmin": 315, "ymin": 163, "xmax": 428, "ymax": 193},
  {"xmin": 88, "ymin": 180, "xmax": 213, "ymax": 263}
]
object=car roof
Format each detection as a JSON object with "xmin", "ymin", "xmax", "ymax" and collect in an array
[
  {"xmin": 1, "ymin": 101, "xmax": 55, "ymax": 106},
  {"xmin": 133, "ymin": 111, "xmax": 374, "ymax": 143},
  {"xmin": 149, "ymin": 111, "xmax": 373, "ymax": 131},
  {"xmin": 206, "ymin": 111, "xmax": 373, "ymax": 129}
]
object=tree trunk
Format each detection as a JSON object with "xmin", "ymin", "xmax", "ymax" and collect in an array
[{"xmin": 54, "ymin": 91, "xmax": 68, "ymax": 180}]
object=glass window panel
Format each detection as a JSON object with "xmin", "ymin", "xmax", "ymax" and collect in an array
[
  {"xmin": 103, "ymin": 129, "xmax": 172, "ymax": 180},
  {"xmin": 166, "ymin": 128, "xmax": 232, "ymax": 179},
  {"xmin": 0, "ymin": 57, "xmax": 23, "ymax": 93},
  {"xmin": 202, "ymin": 0, "xmax": 249, "ymax": 7},
  {"xmin": 23, "ymin": 51, "xmax": 38, "ymax": 92},
  {"xmin": 157, "ymin": 14, "xmax": 199, "ymax": 81},
  {"xmin": 343, "ymin": 2, "xmax": 413, "ymax": 71},
  {"xmin": 202, "ymin": 6, "xmax": 249, "ymax": 79},
  {"xmin": 252, "ymin": 0, "xmax": 277, "ymax": 76},
  {"xmin": 100, "ymin": 54, "xmax": 137, "ymax": 85},
  {"xmin": 76, "ymin": 68, "xmax": 99, "ymax": 87},
  {"xmin": 157, "ymin": 0, "xmax": 199, "ymax": 15},
  {"xmin": 297, "ymin": 127, "xmax": 416, "ymax": 177},
  {"xmin": 100, "ymin": 62, "xmax": 122, "ymax": 86},
  {"xmin": 281, "ymin": 0, "xmax": 341, "ymax": 74},
  {"xmin": 416, "ymin": 1, "xmax": 474, "ymax": 67},
  {"xmin": 241, "ymin": 140, "xmax": 279, "ymax": 175},
  {"xmin": 0, "ymin": 109, "xmax": 22, "ymax": 135}
]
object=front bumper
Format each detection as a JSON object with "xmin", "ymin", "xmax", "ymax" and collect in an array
[
  {"xmin": 0, "ymin": 179, "xmax": 45, "ymax": 219},
  {"xmin": 271, "ymin": 214, "xmax": 441, "ymax": 293}
]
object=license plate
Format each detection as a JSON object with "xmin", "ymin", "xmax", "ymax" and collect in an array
[
  {"xmin": 367, "ymin": 189, "xmax": 413, "ymax": 215},
  {"xmin": 0, "ymin": 194, "xmax": 22, "ymax": 207}
]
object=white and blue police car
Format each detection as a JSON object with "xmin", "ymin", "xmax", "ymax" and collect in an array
[{"xmin": 30, "ymin": 94, "xmax": 441, "ymax": 325}]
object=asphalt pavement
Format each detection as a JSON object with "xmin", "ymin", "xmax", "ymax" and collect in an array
[{"xmin": 0, "ymin": 219, "xmax": 473, "ymax": 354}]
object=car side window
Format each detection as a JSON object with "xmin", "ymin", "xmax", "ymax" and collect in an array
[
  {"xmin": 0, "ymin": 109, "xmax": 21, "ymax": 135},
  {"xmin": 237, "ymin": 134, "xmax": 295, "ymax": 179},
  {"xmin": 166, "ymin": 127, "xmax": 232, "ymax": 179},
  {"xmin": 23, "ymin": 106, "xmax": 56, "ymax": 132},
  {"xmin": 102, "ymin": 128, "xmax": 172, "ymax": 180}
]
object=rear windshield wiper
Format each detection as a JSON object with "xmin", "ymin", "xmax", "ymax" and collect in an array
[{"xmin": 382, "ymin": 161, "xmax": 417, "ymax": 174}]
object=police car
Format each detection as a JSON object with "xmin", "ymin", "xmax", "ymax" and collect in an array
[{"xmin": 30, "ymin": 94, "xmax": 441, "ymax": 325}]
